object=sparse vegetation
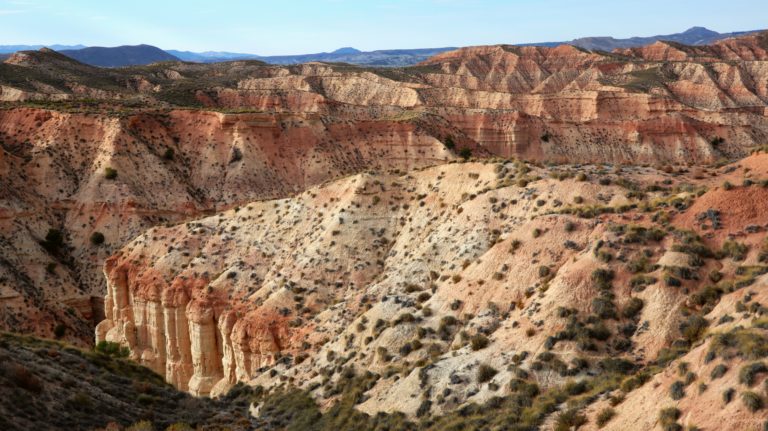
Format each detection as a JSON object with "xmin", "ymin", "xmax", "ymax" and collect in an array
[
  {"xmin": 104, "ymin": 167, "xmax": 118, "ymax": 180},
  {"xmin": 90, "ymin": 231, "xmax": 105, "ymax": 245}
]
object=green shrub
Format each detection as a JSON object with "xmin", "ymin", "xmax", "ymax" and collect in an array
[
  {"xmin": 458, "ymin": 147, "xmax": 472, "ymax": 160},
  {"xmin": 104, "ymin": 167, "xmax": 118, "ymax": 180},
  {"xmin": 742, "ymin": 391, "xmax": 763, "ymax": 412},
  {"xmin": 739, "ymin": 362, "xmax": 768, "ymax": 386},
  {"xmin": 596, "ymin": 407, "xmax": 615, "ymax": 428},
  {"xmin": 622, "ymin": 298, "xmax": 644, "ymax": 318},
  {"xmin": 679, "ymin": 315, "xmax": 708, "ymax": 343},
  {"xmin": 710, "ymin": 364, "xmax": 728, "ymax": 380},
  {"xmin": 41, "ymin": 228, "xmax": 65, "ymax": 253},
  {"xmin": 591, "ymin": 268, "xmax": 615, "ymax": 288},
  {"xmin": 664, "ymin": 273, "xmax": 682, "ymax": 287},
  {"xmin": 723, "ymin": 387, "xmax": 735, "ymax": 404},
  {"xmin": 669, "ymin": 380, "xmax": 685, "ymax": 400},
  {"xmin": 163, "ymin": 148, "xmax": 175, "ymax": 160},
  {"xmin": 470, "ymin": 333, "xmax": 490, "ymax": 351},
  {"xmin": 554, "ymin": 409, "xmax": 587, "ymax": 431},
  {"xmin": 95, "ymin": 340, "xmax": 129, "ymax": 358},
  {"xmin": 538, "ymin": 265, "xmax": 551, "ymax": 278},
  {"xmin": 721, "ymin": 240, "xmax": 749, "ymax": 261},
  {"xmin": 89, "ymin": 231, "xmax": 105, "ymax": 245},
  {"xmin": 659, "ymin": 407, "xmax": 680, "ymax": 426},
  {"xmin": 477, "ymin": 364, "xmax": 498, "ymax": 383},
  {"xmin": 708, "ymin": 329, "xmax": 768, "ymax": 359}
]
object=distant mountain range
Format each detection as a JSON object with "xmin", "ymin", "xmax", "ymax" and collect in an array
[
  {"xmin": 58, "ymin": 44, "xmax": 180, "ymax": 67},
  {"xmin": 2, "ymin": 27, "xmax": 763, "ymax": 68},
  {"xmin": 525, "ymin": 26, "xmax": 762, "ymax": 51},
  {"xmin": 0, "ymin": 44, "xmax": 86, "ymax": 53}
]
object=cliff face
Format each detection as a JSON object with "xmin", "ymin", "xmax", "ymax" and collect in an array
[{"xmin": 95, "ymin": 153, "xmax": 768, "ymax": 430}]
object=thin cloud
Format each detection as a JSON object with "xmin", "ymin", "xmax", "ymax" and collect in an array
[{"xmin": 0, "ymin": 9, "xmax": 26, "ymax": 14}]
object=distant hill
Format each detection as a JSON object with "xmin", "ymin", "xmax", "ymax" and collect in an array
[
  {"xmin": 168, "ymin": 46, "xmax": 456, "ymax": 67},
  {"xmin": 0, "ymin": 44, "xmax": 86, "ymax": 53},
  {"xmin": 165, "ymin": 49, "xmax": 260, "ymax": 62},
  {"xmin": 257, "ymin": 47, "xmax": 458, "ymax": 66},
  {"xmin": 58, "ymin": 44, "xmax": 179, "ymax": 67},
  {"xmin": 524, "ymin": 26, "xmax": 762, "ymax": 51}
]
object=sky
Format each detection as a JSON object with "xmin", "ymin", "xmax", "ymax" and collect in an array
[{"xmin": 0, "ymin": 0, "xmax": 765, "ymax": 55}]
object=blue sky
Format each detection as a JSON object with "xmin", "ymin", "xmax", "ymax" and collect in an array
[{"xmin": 0, "ymin": 0, "xmax": 764, "ymax": 55}]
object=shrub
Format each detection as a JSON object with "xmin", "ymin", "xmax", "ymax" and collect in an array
[
  {"xmin": 739, "ymin": 362, "xmax": 768, "ymax": 386},
  {"xmin": 591, "ymin": 268, "xmax": 615, "ymax": 289},
  {"xmin": 709, "ymin": 329, "xmax": 768, "ymax": 359},
  {"xmin": 664, "ymin": 273, "xmax": 682, "ymax": 287},
  {"xmin": 742, "ymin": 391, "xmax": 763, "ymax": 412},
  {"xmin": 554, "ymin": 409, "xmax": 587, "ymax": 431},
  {"xmin": 163, "ymin": 148, "xmax": 174, "ymax": 160},
  {"xmin": 458, "ymin": 147, "xmax": 472, "ymax": 160},
  {"xmin": 596, "ymin": 407, "xmax": 615, "ymax": 428},
  {"xmin": 532, "ymin": 228, "xmax": 542, "ymax": 238},
  {"xmin": 470, "ymin": 333, "xmax": 490, "ymax": 351},
  {"xmin": 443, "ymin": 136, "xmax": 455, "ymax": 149},
  {"xmin": 622, "ymin": 298, "xmax": 644, "ymax": 318},
  {"xmin": 477, "ymin": 364, "xmax": 498, "ymax": 383},
  {"xmin": 89, "ymin": 231, "xmax": 105, "ymax": 245},
  {"xmin": 659, "ymin": 407, "xmax": 681, "ymax": 430},
  {"xmin": 95, "ymin": 340, "xmax": 129, "ymax": 358},
  {"xmin": 41, "ymin": 228, "xmax": 65, "ymax": 253},
  {"xmin": 230, "ymin": 147, "xmax": 243, "ymax": 163},
  {"xmin": 630, "ymin": 275, "xmax": 657, "ymax": 290},
  {"xmin": 710, "ymin": 364, "xmax": 728, "ymax": 380},
  {"xmin": 592, "ymin": 297, "xmax": 617, "ymax": 320},
  {"xmin": 538, "ymin": 266, "xmax": 551, "ymax": 278},
  {"xmin": 721, "ymin": 240, "xmax": 749, "ymax": 261},
  {"xmin": 104, "ymin": 167, "xmax": 118, "ymax": 180},
  {"xmin": 679, "ymin": 315, "xmax": 708, "ymax": 343},
  {"xmin": 723, "ymin": 387, "xmax": 735, "ymax": 404},
  {"xmin": 669, "ymin": 381, "xmax": 685, "ymax": 400}
]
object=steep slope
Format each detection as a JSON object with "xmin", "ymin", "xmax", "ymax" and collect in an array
[
  {"xmin": 96, "ymin": 152, "xmax": 768, "ymax": 429},
  {"xmin": 0, "ymin": 332, "xmax": 256, "ymax": 430},
  {"xmin": 58, "ymin": 44, "xmax": 180, "ymax": 67},
  {"xmin": 0, "ymin": 107, "xmax": 455, "ymax": 343}
]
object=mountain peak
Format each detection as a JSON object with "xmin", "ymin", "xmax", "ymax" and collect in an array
[
  {"xmin": 683, "ymin": 26, "xmax": 718, "ymax": 35},
  {"xmin": 331, "ymin": 47, "xmax": 361, "ymax": 54}
]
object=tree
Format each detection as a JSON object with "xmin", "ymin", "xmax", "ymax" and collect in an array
[
  {"xmin": 459, "ymin": 147, "xmax": 472, "ymax": 160},
  {"xmin": 90, "ymin": 231, "xmax": 105, "ymax": 246},
  {"xmin": 104, "ymin": 167, "xmax": 118, "ymax": 180},
  {"xmin": 42, "ymin": 229, "xmax": 64, "ymax": 253}
]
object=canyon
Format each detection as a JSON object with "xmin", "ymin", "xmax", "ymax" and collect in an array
[{"xmin": 1, "ymin": 32, "xmax": 768, "ymax": 430}]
